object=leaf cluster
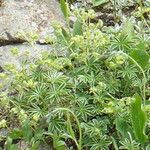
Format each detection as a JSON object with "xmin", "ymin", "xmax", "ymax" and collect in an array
[{"xmin": 0, "ymin": 1, "xmax": 150, "ymax": 150}]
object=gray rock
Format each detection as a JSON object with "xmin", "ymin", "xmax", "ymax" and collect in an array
[
  {"xmin": 16, "ymin": 141, "xmax": 53, "ymax": 150},
  {"xmin": 0, "ymin": 0, "xmax": 64, "ymax": 43},
  {"xmin": 38, "ymin": 144, "xmax": 53, "ymax": 150},
  {"xmin": 0, "ymin": 44, "xmax": 52, "ymax": 68},
  {"xmin": 16, "ymin": 140, "xmax": 29, "ymax": 150},
  {"xmin": 0, "ymin": 44, "xmax": 66, "ymax": 69},
  {"xmin": 0, "ymin": 128, "xmax": 8, "ymax": 138}
]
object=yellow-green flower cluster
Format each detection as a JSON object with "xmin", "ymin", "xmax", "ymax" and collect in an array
[
  {"xmin": 11, "ymin": 48, "xmax": 19, "ymax": 56},
  {"xmin": 90, "ymin": 82, "xmax": 107, "ymax": 95},
  {"xmin": 106, "ymin": 52, "xmax": 127, "ymax": 69},
  {"xmin": 0, "ymin": 92, "xmax": 10, "ymax": 108},
  {"xmin": 71, "ymin": 23, "xmax": 109, "ymax": 53},
  {"xmin": 73, "ymin": 9, "xmax": 96, "ymax": 21},
  {"xmin": 0, "ymin": 119, "xmax": 7, "ymax": 128},
  {"xmin": 11, "ymin": 108, "xmax": 27, "ymax": 124}
]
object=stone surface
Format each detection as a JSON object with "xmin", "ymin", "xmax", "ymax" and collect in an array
[
  {"xmin": 0, "ymin": 0, "xmax": 64, "ymax": 43},
  {"xmin": 0, "ymin": 44, "xmax": 66, "ymax": 69},
  {"xmin": 16, "ymin": 141, "xmax": 53, "ymax": 150},
  {"xmin": 0, "ymin": 128, "xmax": 8, "ymax": 138},
  {"xmin": 0, "ymin": 44, "xmax": 52, "ymax": 68}
]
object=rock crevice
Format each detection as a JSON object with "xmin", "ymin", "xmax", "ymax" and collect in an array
[{"xmin": 0, "ymin": 0, "xmax": 64, "ymax": 68}]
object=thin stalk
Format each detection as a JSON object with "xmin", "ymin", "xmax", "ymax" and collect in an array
[
  {"xmin": 111, "ymin": 136, "xmax": 119, "ymax": 150},
  {"xmin": 52, "ymin": 108, "xmax": 82, "ymax": 150},
  {"xmin": 107, "ymin": 92, "xmax": 116, "ymax": 100}
]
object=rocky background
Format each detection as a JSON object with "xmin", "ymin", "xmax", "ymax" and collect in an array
[
  {"xmin": 0, "ymin": 1, "xmax": 64, "ymax": 149},
  {"xmin": 0, "ymin": 0, "xmax": 64, "ymax": 69}
]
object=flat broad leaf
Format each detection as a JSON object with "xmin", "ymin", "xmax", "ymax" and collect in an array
[
  {"xmin": 130, "ymin": 94, "xmax": 148, "ymax": 143},
  {"xmin": 92, "ymin": 0, "xmax": 109, "ymax": 7},
  {"xmin": 73, "ymin": 19, "xmax": 83, "ymax": 36},
  {"xmin": 130, "ymin": 49, "xmax": 150, "ymax": 69},
  {"xmin": 60, "ymin": 0, "xmax": 69, "ymax": 19}
]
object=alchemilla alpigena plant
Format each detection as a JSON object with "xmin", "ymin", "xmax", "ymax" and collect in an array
[{"xmin": 0, "ymin": 1, "xmax": 150, "ymax": 149}]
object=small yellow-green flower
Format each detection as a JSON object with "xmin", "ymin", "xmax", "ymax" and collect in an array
[
  {"xmin": 0, "ymin": 83, "xmax": 3, "ymax": 89},
  {"xmin": 88, "ymin": 9, "xmax": 96, "ymax": 19},
  {"xmin": 0, "ymin": 119, "xmax": 7, "ymax": 128},
  {"xmin": 10, "ymin": 107, "xmax": 19, "ymax": 114},
  {"xmin": 11, "ymin": 48, "xmax": 19, "ymax": 56},
  {"xmin": 4, "ymin": 64, "xmax": 16, "ymax": 73},
  {"xmin": 0, "ymin": 73, "xmax": 7, "ymax": 79},
  {"xmin": 98, "ymin": 82, "xmax": 107, "ymax": 90},
  {"xmin": 90, "ymin": 87, "xmax": 98, "ymax": 94},
  {"xmin": 115, "ymin": 55, "xmax": 126, "ymax": 65},
  {"xmin": 109, "ymin": 62, "xmax": 117, "ymax": 69},
  {"xmin": 1, "ymin": 97, "xmax": 9, "ymax": 107},
  {"xmin": 18, "ymin": 110, "xmax": 27, "ymax": 123},
  {"xmin": 23, "ymin": 79, "xmax": 37, "ymax": 89},
  {"xmin": 32, "ymin": 114, "xmax": 40, "ymax": 122}
]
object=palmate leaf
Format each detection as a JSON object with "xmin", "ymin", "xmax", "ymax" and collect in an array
[
  {"xmin": 130, "ymin": 49, "xmax": 150, "ymax": 69},
  {"xmin": 89, "ymin": 135, "xmax": 111, "ymax": 150},
  {"xmin": 130, "ymin": 94, "xmax": 148, "ymax": 143},
  {"xmin": 75, "ymin": 101, "xmax": 94, "ymax": 122},
  {"xmin": 48, "ymin": 117, "xmax": 65, "ymax": 134}
]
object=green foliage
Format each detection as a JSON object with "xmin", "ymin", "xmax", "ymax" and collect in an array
[
  {"xmin": 0, "ymin": 1, "xmax": 150, "ymax": 150},
  {"xmin": 130, "ymin": 49, "xmax": 150, "ymax": 69},
  {"xmin": 116, "ymin": 118, "xmax": 133, "ymax": 139},
  {"xmin": 60, "ymin": 0, "xmax": 70, "ymax": 19},
  {"xmin": 5, "ymin": 137, "xmax": 19, "ymax": 150},
  {"xmin": 73, "ymin": 19, "xmax": 83, "ymax": 36},
  {"xmin": 130, "ymin": 94, "xmax": 148, "ymax": 143},
  {"xmin": 119, "ymin": 132, "xmax": 140, "ymax": 150}
]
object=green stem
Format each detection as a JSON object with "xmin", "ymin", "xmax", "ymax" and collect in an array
[
  {"xmin": 52, "ymin": 108, "xmax": 82, "ymax": 150},
  {"xmin": 111, "ymin": 136, "xmax": 119, "ymax": 150},
  {"xmin": 107, "ymin": 92, "xmax": 116, "ymax": 100}
]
